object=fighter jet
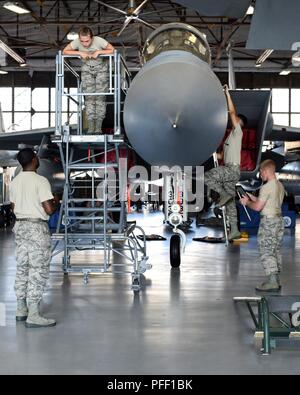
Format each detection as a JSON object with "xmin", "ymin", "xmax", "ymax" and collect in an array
[
  {"xmin": 0, "ymin": 126, "xmax": 65, "ymax": 195},
  {"xmin": 1, "ymin": 22, "xmax": 300, "ymax": 267},
  {"xmin": 123, "ymin": 22, "xmax": 300, "ymax": 265}
]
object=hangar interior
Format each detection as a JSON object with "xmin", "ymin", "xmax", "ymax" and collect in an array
[{"xmin": 1, "ymin": 0, "xmax": 300, "ymax": 375}]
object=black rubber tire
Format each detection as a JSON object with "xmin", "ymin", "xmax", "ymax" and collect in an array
[
  {"xmin": 170, "ymin": 234, "xmax": 181, "ymax": 268},
  {"xmin": 132, "ymin": 278, "xmax": 140, "ymax": 293}
]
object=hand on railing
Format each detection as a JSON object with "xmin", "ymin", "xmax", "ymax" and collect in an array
[
  {"xmin": 80, "ymin": 52, "xmax": 91, "ymax": 60},
  {"xmin": 90, "ymin": 51, "xmax": 100, "ymax": 59}
]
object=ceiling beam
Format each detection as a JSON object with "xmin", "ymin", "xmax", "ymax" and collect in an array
[
  {"xmin": 213, "ymin": 16, "xmax": 248, "ymax": 66},
  {"xmin": 59, "ymin": 2, "xmax": 92, "ymax": 43},
  {"xmin": 62, "ymin": 0, "xmax": 72, "ymax": 16},
  {"xmin": 18, "ymin": 0, "xmax": 59, "ymax": 48},
  {"xmin": 0, "ymin": 20, "xmax": 251, "ymax": 26}
]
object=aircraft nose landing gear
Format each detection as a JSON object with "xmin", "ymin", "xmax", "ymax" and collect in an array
[{"xmin": 169, "ymin": 205, "xmax": 186, "ymax": 268}]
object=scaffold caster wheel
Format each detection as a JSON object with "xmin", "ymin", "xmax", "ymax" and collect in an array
[{"xmin": 170, "ymin": 234, "xmax": 181, "ymax": 268}]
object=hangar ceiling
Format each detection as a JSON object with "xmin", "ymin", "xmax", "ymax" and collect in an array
[{"xmin": 0, "ymin": 0, "xmax": 297, "ymax": 74}]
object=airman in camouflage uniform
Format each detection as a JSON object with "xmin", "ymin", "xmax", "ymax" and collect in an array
[
  {"xmin": 240, "ymin": 159, "xmax": 285, "ymax": 292},
  {"xmin": 14, "ymin": 221, "xmax": 52, "ymax": 304},
  {"xmin": 258, "ymin": 216, "xmax": 284, "ymax": 276},
  {"xmin": 63, "ymin": 26, "xmax": 114, "ymax": 134},
  {"xmin": 205, "ymin": 163, "xmax": 240, "ymax": 237},
  {"xmin": 81, "ymin": 61, "xmax": 109, "ymax": 134},
  {"xmin": 205, "ymin": 86, "xmax": 247, "ymax": 240},
  {"xmin": 10, "ymin": 148, "xmax": 58, "ymax": 327}
]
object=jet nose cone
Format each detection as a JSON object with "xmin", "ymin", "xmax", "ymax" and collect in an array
[{"xmin": 124, "ymin": 51, "xmax": 228, "ymax": 167}]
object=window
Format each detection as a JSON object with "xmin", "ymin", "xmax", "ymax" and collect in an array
[
  {"xmin": 1, "ymin": 84, "xmax": 299, "ymax": 133},
  {"xmin": 0, "ymin": 88, "xmax": 12, "ymax": 111},
  {"xmin": 271, "ymin": 89, "xmax": 290, "ymax": 127},
  {"xmin": 270, "ymin": 88, "xmax": 300, "ymax": 127},
  {"xmin": 0, "ymin": 88, "xmax": 12, "ymax": 131},
  {"xmin": 291, "ymin": 89, "xmax": 300, "ymax": 113},
  {"xmin": 15, "ymin": 88, "xmax": 31, "ymax": 111},
  {"xmin": 69, "ymin": 112, "xmax": 79, "ymax": 125},
  {"xmin": 32, "ymin": 113, "xmax": 49, "ymax": 129},
  {"xmin": 51, "ymin": 87, "xmax": 69, "ymax": 126},
  {"xmin": 14, "ymin": 112, "xmax": 31, "ymax": 131},
  {"xmin": 0, "ymin": 86, "xmax": 78, "ymax": 131},
  {"xmin": 271, "ymin": 89, "xmax": 289, "ymax": 126},
  {"xmin": 51, "ymin": 87, "xmax": 68, "ymax": 111},
  {"xmin": 50, "ymin": 88, "xmax": 56, "ymax": 112},
  {"xmin": 291, "ymin": 114, "xmax": 300, "ymax": 128},
  {"xmin": 2, "ymin": 113, "xmax": 12, "ymax": 132},
  {"xmin": 69, "ymin": 88, "xmax": 79, "ymax": 112},
  {"xmin": 32, "ymin": 88, "xmax": 49, "ymax": 112},
  {"xmin": 272, "ymin": 114, "xmax": 289, "ymax": 126},
  {"xmin": 272, "ymin": 89, "xmax": 289, "ymax": 113},
  {"xmin": 50, "ymin": 113, "xmax": 56, "ymax": 127}
]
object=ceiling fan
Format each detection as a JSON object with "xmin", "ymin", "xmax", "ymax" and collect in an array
[{"xmin": 94, "ymin": 0, "xmax": 156, "ymax": 37}]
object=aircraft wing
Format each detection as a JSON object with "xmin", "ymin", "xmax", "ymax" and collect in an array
[
  {"xmin": 0, "ymin": 127, "xmax": 55, "ymax": 150},
  {"xmin": 267, "ymin": 125, "xmax": 300, "ymax": 142},
  {"xmin": 0, "ymin": 151, "xmax": 18, "ymax": 167}
]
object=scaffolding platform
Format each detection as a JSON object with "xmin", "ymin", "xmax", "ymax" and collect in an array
[{"xmin": 51, "ymin": 51, "xmax": 151, "ymax": 291}]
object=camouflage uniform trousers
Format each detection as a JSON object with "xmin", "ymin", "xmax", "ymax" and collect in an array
[
  {"xmin": 205, "ymin": 164, "xmax": 240, "ymax": 227},
  {"xmin": 82, "ymin": 61, "xmax": 109, "ymax": 133},
  {"xmin": 13, "ymin": 221, "xmax": 52, "ymax": 304},
  {"xmin": 258, "ymin": 216, "xmax": 284, "ymax": 276}
]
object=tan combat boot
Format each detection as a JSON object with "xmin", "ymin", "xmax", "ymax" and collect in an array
[
  {"xmin": 228, "ymin": 223, "xmax": 241, "ymax": 241},
  {"xmin": 25, "ymin": 303, "xmax": 56, "ymax": 328},
  {"xmin": 255, "ymin": 274, "xmax": 281, "ymax": 292},
  {"xmin": 16, "ymin": 299, "xmax": 28, "ymax": 322}
]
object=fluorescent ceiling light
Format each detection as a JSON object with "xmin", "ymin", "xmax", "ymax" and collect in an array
[
  {"xmin": 67, "ymin": 32, "xmax": 79, "ymax": 41},
  {"xmin": 0, "ymin": 70, "xmax": 8, "ymax": 75},
  {"xmin": 3, "ymin": 2, "xmax": 30, "ymax": 14},
  {"xmin": 0, "ymin": 39, "xmax": 25, "ymax": 64},
  {"xmin": 279, "ymin": 70, "xmax": 291, "ymax": 76},
  {"xmin": 246, "ymin": 5, "xmax": 255, "ymax": 15},
  {"xmin": 255, "ymin": 49, "xmax": 274, "ymax": 67}
]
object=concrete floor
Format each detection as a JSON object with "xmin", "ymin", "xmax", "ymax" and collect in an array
[{"xmin": 1, "ymin": 211, "xmax": 300, "ymax": 375}]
